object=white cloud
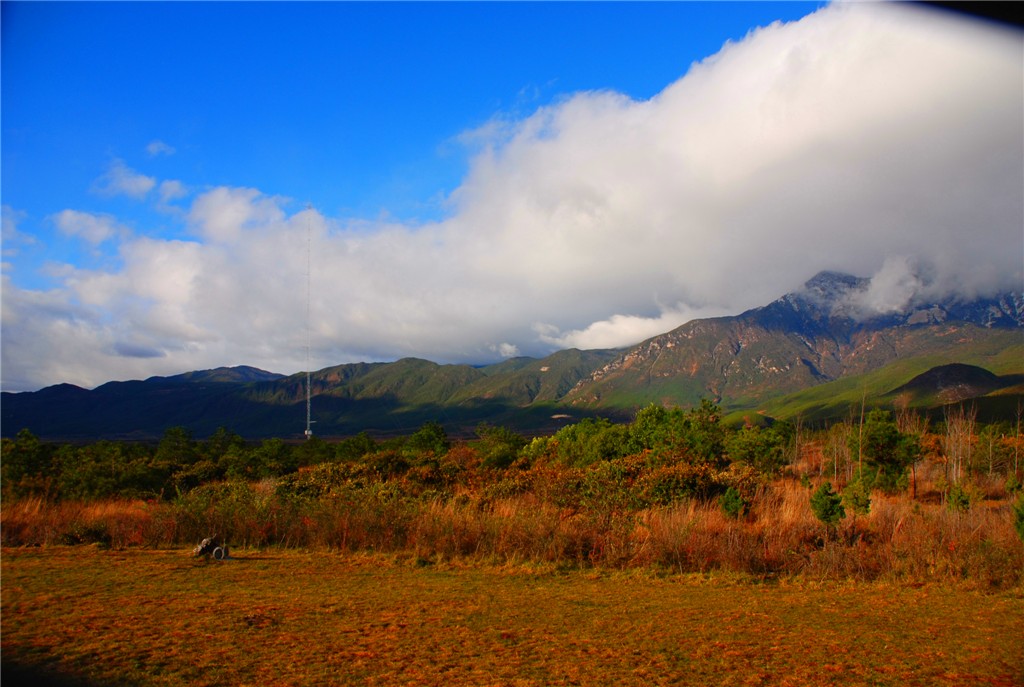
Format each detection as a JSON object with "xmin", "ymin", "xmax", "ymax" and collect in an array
[
  {"xmin": 849, "ymin": 256, "xmax": 927, "ymax": 316},
  {"xmin": 146, "ymin": 140, "xmax": 176, "ymax": 157},
  {"xmin": 2, "ymin": 205, "xmax": 33, "ymax": 256},
  {"xmin": 492, "ymin": 343, "xmax": 521, "ymax": 358},
  {"xmin": 454, "ymin": 3, "xmax": 1020, "ymax": 312},
  {"xmin": 2, "ymin": 204, "xmax": 27, "ymax": 238},
  {"xmin": 158, "ymin": 180, "xmax": 188, "ymax": 204},
  {"xmin": 187, "ymin": 186, "xmax": 286, "ymax": 243},
  {"xmin": 3, "ymin": 3, "xmax": 1022, "ymax": 391},
  {"xmin": 536, "ymin": 305, "xmax": 731, "ymax": 351},
  {"xmin": 91, "ymin": 159, "xmax": 156, "ymax": 199},
  {"xmin": 52, "ymin": 209, "xmax": 128, "ymax": 245}
]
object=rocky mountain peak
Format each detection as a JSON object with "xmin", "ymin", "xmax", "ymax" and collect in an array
[
  {"xmin": 799, "ymin": 271, "xmax": 870, "ymax": 302},
  {"xmin": 749, "ymin": 271, "xmax": 1023, "ymax": 334}
]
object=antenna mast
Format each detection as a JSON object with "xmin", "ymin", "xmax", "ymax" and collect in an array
[{"xmin": 304, "ymin": 204, "xmax": 314, "ymax": 440}]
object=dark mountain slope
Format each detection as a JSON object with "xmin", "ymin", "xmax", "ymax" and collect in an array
[
  {"xmin": 1, "ymin": 355, "xmax": 614, "ymax": 439},
  {"xmin": 2, "ymin": 367, "xmax": 286, "ymax": 440},
  {"xmin": 887, "ymin": 363, "xmax": 1016, "ymax": 406}
]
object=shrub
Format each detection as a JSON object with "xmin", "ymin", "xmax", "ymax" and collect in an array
[
  {"xmin": 726, "ymin": 422, "xmax": 792, "ymax": 476},
  {"xmin": 551, "ymin": 418, "xmax": 629, "ymax": 467},
  {"xmin": 842, "ymin": 477, "xmax": 871, "ymax": 516},
  {"xmin": 847, "ymin": 410, "xmax": 918, "ymax": 493},
  {"xmin": 637, "ymin": 463, "xmax": 723, "ymax": 506},
  {"xmin": 718, "ymin": 486, "xmax": 746, "ymax": 520},
  {"xmin": 366, "ymin": 450, "xmax": 411, "ymax": 480},
  {"xmin": 946, "ymin": 482, "xmax": 971, "ymax": 514},
  {"xmin": 628, "ymin": 404, "xmax": 670, "ymax": 454},
  {"xmin": 406, "ymin": 421, "xmax": 450, "ymax": 457},
  {"xmin": 1005, "ymin": 472, "xmax": 1022, "ymax": 495},
  {"xmin": 810, "ymin": 482, "xmax": 845, "ymax": 528},
  {"xmin": 475, "ymin": 424, "xmax": 528, "ymax": 470}
]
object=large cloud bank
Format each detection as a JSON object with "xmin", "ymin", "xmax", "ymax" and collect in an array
[{"xmin": 3, "ymin": 3, "xmax": 1022, "ymax": 391}]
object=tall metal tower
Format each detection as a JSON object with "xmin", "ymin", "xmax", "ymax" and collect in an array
[{"xmin": 304, "ymin": 205, "xmax": 314, "ymax": 440}]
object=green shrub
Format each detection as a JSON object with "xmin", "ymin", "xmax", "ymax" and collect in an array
[
  {"xmin": 406, "ymin": 421, "xmax": 450, "ymax": 457},
  {"xmin": 946, "ymin": 482, "xmax": 971, "ymax": 514},
  {"xmin": 637, "ymin": 463, "xmax": 723, "ymax": 506},
  {"xmin": 726, "ymin": 422, "xmax": 792, "ymax": 476},
  {"xmin": 810, "ymin": 482, "xmax": 845, "ymax": 527},
  {"xmin": 475, "ymin": 423, "xmax": 528, "ymax": 470},
  {"xmin": 551, "ymin": 418, "xmax": 629, "ymax": 467},
  {"xmin": 1006, "ymin": 472, "xmax": 1022, "ymax": 495},
  {"xmin": 366, "ymin": 450, "xmax": 411, "ymax": 480},
  {"xmin": 842, "ymin": 477, "xmax": 871, "ymax": 516},
  {"xmin": 718, "ymin": 487, "xmax": 746, "ymax": 520},
  {"xmin": 846, "ymin": 410, "xmax": 918, "ymax": 494}
]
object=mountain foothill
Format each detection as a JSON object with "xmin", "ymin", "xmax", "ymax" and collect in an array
[{"xmin": 4, "ymin": 272, "xmax": 1022, "ymax": 440}]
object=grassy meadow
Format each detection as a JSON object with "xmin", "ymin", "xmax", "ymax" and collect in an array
[
  {"xmin": 3, "ymin": 546, "xmax": 1023, "ymax": 687},
  {"xmin": 3, "ymin": 404, "xmax": 1024, "ymax": 684}
]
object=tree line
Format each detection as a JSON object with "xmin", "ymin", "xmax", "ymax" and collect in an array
[{"xmin": 4, "ymin": 400, "xmax": 1021, "ymax": 508}]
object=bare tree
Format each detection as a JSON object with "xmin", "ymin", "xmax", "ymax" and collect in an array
[
  {"xmin": 856, "ymin": 389, "xmax": 866, "ymax": 479},
  {"xmin": 897, "ymin": 406, "xmax": 928, "ymax": 500},
  {"xmin": 976, "ymin": 424, "xmax": 1000, "ymax": 477},
  {"xmin": 793, "ymin": 413, "xmax": 805, "ymax": 475},
  {"xmin": 825, "ymin": 420, "xmax": 853, "ymax": 484},
  {"xmin": 944, "ymin": 403, "xmax": 976, "ymax": 486}
]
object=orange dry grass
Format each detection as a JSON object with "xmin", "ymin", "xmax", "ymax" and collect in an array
[
  {"xmin": 3, "ymin": 547, "xmax": 1022, "ymax": 687},
  {"xmin": 3, "ymin": 481, "xmax": 1021, "ymax": 586},
  {"xmin": 635, "ymin": 483, "xmax": 821, "ymax": 575},
  {"xmin": 1, "ymin": 498, "xmax": 165, "ymax": 548},
  {"xmin": 865, "ymin": 493, "xmax": 1023, "ymax": 585}
]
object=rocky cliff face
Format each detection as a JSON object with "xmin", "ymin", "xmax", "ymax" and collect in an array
[{"xmin": 565, "ymin": 272, "xmax": 1023, "ymax": 408}]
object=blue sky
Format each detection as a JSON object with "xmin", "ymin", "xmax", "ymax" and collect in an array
[
  {"xmin": 2, "ymin": 1, "xmax": 1021, "ymax": 391},
  {"xmin": 4, "ymin": 0, "xmax": 822, "ymax": 284}
]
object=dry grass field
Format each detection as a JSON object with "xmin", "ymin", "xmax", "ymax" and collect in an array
[{"xmin": 3, "ymin": 546, "xmax": 1022, "ymax": 686}]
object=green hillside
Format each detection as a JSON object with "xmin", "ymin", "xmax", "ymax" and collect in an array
[
  {"xmin": 747, "ymin": 338, "xmax": 1024, "ymax": 424},
  {"xmin": 575, "ymin": 325, "xmax": 1024, "ymax": 418},
  {"xmin": 452, "ymin": 349, "xmax": 620, "ymax": 406}
]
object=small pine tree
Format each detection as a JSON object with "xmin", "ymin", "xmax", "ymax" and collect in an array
[
  {"xmin": 946, "ymin": 482, "xmax": 971, "ymax": 514},
  {"xmin": 719, "ymin": 486, "xmax": 747, "ymax": 520},
  {"xmin": 810, "ymin": 482, "xmax": 845, "ymax": 528},
  {"xmin": 843, "ymin": 477, "xmax": 871, "ymax": 516}
]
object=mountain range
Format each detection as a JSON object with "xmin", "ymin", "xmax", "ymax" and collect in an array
[{"xmin": 3, "ymin": 271, "xmax": 1022, "ymax": 440}]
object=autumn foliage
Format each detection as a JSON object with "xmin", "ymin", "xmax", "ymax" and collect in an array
[{"xmin": 3, "ymin": 403, "xmax": 1022, "ymax": 586}]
